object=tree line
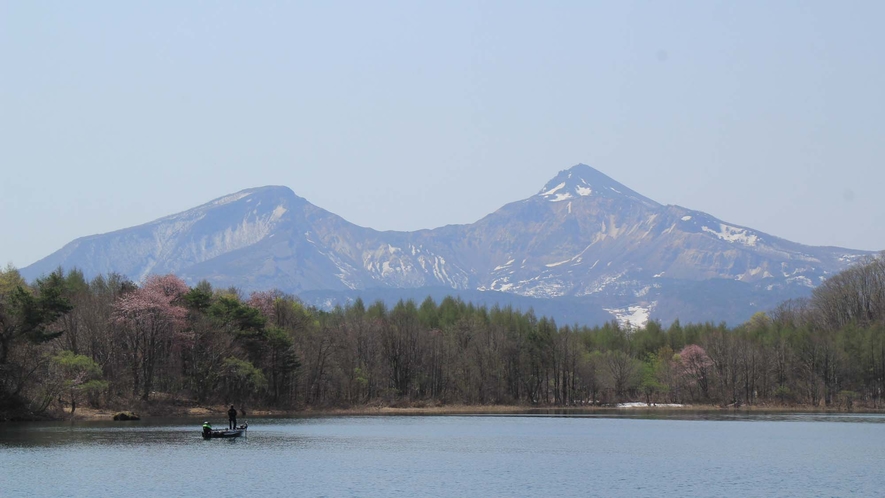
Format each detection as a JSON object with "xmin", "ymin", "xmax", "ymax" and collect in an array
[{"xmin": 2, "ymin": 255, "xmax": 885, "ymax": 418}]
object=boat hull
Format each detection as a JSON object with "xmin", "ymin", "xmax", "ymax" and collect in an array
[{"xmin": 202, "ymin": 429, "xmax": 245, "ymax": 439}]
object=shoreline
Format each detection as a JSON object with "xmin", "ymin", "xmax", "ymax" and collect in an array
[{"xmin": 45, "ymin": 401, "xmax": 885, "ymax": 422}]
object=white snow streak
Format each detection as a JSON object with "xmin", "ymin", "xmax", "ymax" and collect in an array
[
  {"xmin": 702, "ymin": 224, "xmax": 759, "ymax": 246},
  {"xmin": 540, "ymin": 182, "xmax": 566, "ymax": 196},
  {"xmin": 494, "ymin": 259, "xmax": 516, "ymax": 271},
  {"xmin": 211, "ymin": 191, "xmax": 253, "ymax": 206}
]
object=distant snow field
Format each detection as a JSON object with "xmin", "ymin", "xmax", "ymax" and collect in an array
[{"xmin": 604, "ymin": 303, "xmax": 654, "ymax": 328}]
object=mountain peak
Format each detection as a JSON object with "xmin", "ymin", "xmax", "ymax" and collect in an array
[
  {"xmin": 189, "ymin": 185, "xmax": 303, "ymax": 212},
  {"xmin": 537, "ymin": 163, "xmax": 661, "ymax": 208},
  {"xmin": 213, "ymin": 185, "xmax": 297, "ymax": 202}
]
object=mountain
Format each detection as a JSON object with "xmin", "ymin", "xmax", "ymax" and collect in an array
[{"xmin": 22, "ymin": 164, "xmax": 873, "ymax": 327}]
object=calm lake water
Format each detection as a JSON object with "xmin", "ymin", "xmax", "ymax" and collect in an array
[{"xmin": 1, "ymin": 412, "xmax": 883, "ymax": 497}]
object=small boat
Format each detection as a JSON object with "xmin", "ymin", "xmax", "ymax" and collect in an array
[{"xmin": 202, "ymin": 422, "xmax": 248, "ymax": 439}]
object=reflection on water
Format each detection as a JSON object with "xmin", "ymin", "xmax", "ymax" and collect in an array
[{"xmin": 2, "ymin": 412, "xmax": 884, "ymax": 497}]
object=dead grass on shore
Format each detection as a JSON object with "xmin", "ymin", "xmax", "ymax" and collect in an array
[
  {"xmin": 52, "ymin": 403, "xmax": 224, "ymax": 421},
  {"xmin": 56, "ymin": 400, "xmax": 884, "ymax": 421}
]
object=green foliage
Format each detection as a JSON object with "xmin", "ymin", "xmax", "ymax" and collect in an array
[
  {"xmin": 639, "ymin": 353, "xmax": 667, "ymax": 404},
  {"xmin": 264, "ymin": 325, "xmax": 301, "ymax": 399},
  {"xmin": 353, "ymin": 367, "xmax": 368, "ymax": 388},
  {"xmin": 417, "ymin": 296, "xmax": 440, "ymax": 330},
  {"xmin": 79, "ymin": 379, "xmax": 109, "ymax": 394},
  {"xmin": 62, "ymin": 268, "xmax": 89, "ymax": 296},
  {"xmin": 0, "ymin": 264, "xmax": 25, "ymax": 296},
  {"xmin": 10, "ymin": 270, "xmax": 73, "ymax": 346},
  {"xmin": 51, "ymin": 350, "xmax": 107, "ymax": 415},
  {"xmin": 53, "ymin": 350, "xmax": 102, "ymax": 376},
  {"xmin": 222, "ymin": 356, "xmax": 268, "ymax": 400},
  {"xmin": 774, "ymin": 385, "xmax": 792, "ymax": 403},
  {"xmin": 209, "ymin": 295, "xmax": 266, "ymax": 333},
  {"xmin": 1, "ymin": 269, "xmax": 74, "ymax": 409},
  {"xmin": 183, "ymin": 281, "xmax": 214, "ymax": 311}
]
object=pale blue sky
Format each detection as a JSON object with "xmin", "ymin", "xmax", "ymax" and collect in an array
[{"xmin": 2, "ymin": 1, "xmax": 883, "ymax": 268}]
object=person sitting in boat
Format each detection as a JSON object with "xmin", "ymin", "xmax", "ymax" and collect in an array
[
  {"xmin": 228, "ymin": 405, "xmax": 237, "ymax": 430},
  {"xmin": 202, "ymin": 421, "xmax": 212, "ymax": 436}
]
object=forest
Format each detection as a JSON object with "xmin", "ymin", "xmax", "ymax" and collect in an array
[{"xmin": 2, "ymin": 255, "xmax": 885, "ymax": 420}]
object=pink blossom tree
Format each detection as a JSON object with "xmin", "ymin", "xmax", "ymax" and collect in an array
[
  {"xmin": 247, "ymin": 289, "xmax": 307, "ymax": 329},
  {"xmin": 247, "ymin": 290, "xmax": 282, "ymax": 325},
  {"xmin": 679, "ymin": 344, "xmax": 712, "ymax": 401},
  {"xmin": 113, "ymin": 274, "xmax": 189, "ymax": 400}
]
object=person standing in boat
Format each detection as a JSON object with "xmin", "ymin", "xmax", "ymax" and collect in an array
[{"xmin": 228, "ymin": 405, "xmax": 237, "ymax": 430}]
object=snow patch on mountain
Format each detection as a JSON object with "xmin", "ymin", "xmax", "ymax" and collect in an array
[
  {"xmin": 702, "ymin": 223, "xmax": 759, "ymax": 246},
  {"xmin": 300, "ymin": 231, "xmax": 362, "ymax": 288},
  {"xmin": 545, "ymin": 244, "xmax": 594, "ymax": 268},
  {"xmin": 516, "ymin": 277, "xmax": 568, "ymax": 298},
  {"xmin": 494, "ymin": 259, "xmax": 516, "ymax": 271},
  {"xmin": 604, "ymin": 303, "xmax": 655, "ymax": 328},
  {"xmin": 634, "ymin": 285, "xmax": 653, "ymax": 297},
  {"xmin": 550, "ymin": 192, "xmax": 573, "ymax": 202},
  {"xmin": 538, "ymin": 181, "xmax": 580, "ymax": 202},
  {"xmin": 544, "ymin": 187, "xmax": 588, "ymax": 201},
  {"xmin": 540, "ymin": 182, "xmax": 566, "ymax": 196},
  {"xmin": 361, "ymin": 243, "xmax": 472, "ymax": 289},
  {"xmin": 575, "ymin": 271, "xmax": 628, "ymax": 296},
  {"xmin": 480, "ymin": 276, "xmax": 515, "ymax": 292},
  {"xmin": 787, "ymin": 275, "xmax": 815, "ymax": 287},
  {"xmin": 210, "ymin": 191, "xmax": 254, "ymax": 207},
  {"xmin": 481, "ymin": 270, "xmax": 571, "ymax": 297}
]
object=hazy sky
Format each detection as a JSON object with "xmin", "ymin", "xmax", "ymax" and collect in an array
[{"xmin": 2, "ymin": 1, "xmax": 883, "ymax": 268}]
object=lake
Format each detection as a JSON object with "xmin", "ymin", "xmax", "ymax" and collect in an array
[{"xmin": 1, "ymin": 412, "xmax": 883, "ymax": 497}]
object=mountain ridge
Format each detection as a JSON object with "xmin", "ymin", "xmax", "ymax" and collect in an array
[{"xmin": 22, "ymin": 164, "xmax": 874, "ymax": 326}]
